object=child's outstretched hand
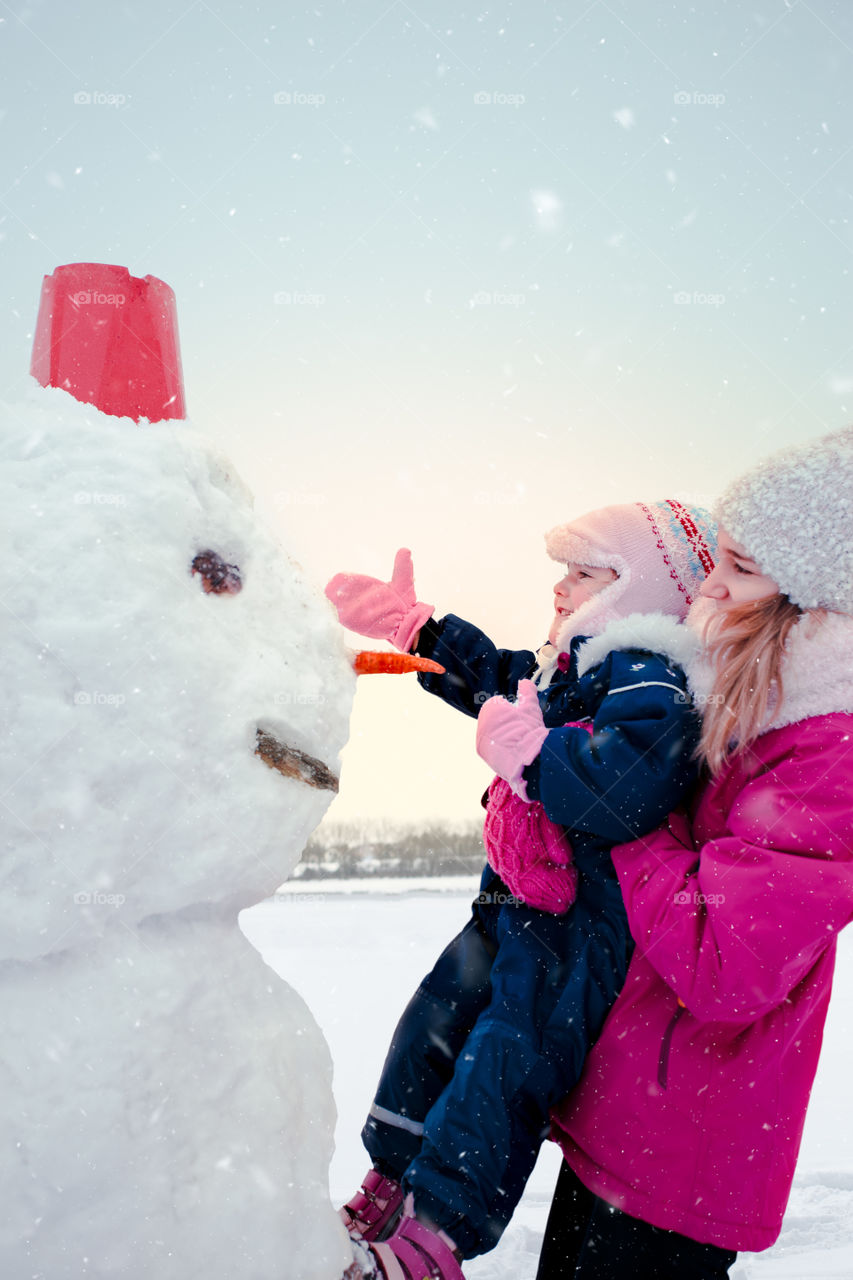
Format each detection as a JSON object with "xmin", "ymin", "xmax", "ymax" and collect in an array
[
  {"xmin": 324, "ymin": 548, "xmax": 434, "ymax": 652},
  {"xmin": 476, "ymin": 679, "xmax": 549, "ymax": 800}
]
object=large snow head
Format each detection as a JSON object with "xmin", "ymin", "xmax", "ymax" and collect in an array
[{"xmin": 2, "ymin": 265, "xmax": 354, "ymax": 961}]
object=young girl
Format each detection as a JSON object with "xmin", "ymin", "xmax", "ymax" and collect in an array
[
  {"xmin": 537, "ymin": 427, "xmax": 853, "ymax": 1280},
  {"xmin": 325, "ymin": 499, "xmax": 717, "ymax": 1280}
]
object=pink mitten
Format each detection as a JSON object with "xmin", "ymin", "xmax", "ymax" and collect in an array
[
  {"xmin": 483, "ymin": 777, "xmax": 577, "ymax": 914},
  {"xmin": 476, "ymin": 679, "xmax": 548, "ymax": 799},
  {"xmin": 324, "ymin": 548, "xmax": 434, "ymax": 652}
]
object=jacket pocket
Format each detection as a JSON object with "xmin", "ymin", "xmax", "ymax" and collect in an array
[{"xmin": 657, "ymin": 999, "xmax": 686, "ymax": 1090}]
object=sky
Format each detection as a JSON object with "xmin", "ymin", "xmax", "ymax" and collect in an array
[{"xmin": 3, "ymin": 0, "xmax": 853, "ymax": 827}]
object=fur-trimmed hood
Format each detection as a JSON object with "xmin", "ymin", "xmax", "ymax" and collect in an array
[
  {"xmin": 685, "ymin": 597, "xmax": 853, "ymax": 732},
  {"xmin": 573, "ymin": 611, "xmax": 702, "ymax": 680},
  {"xmin": 535, "ymin": 612, "xmax": 703, "ymax": 689}
]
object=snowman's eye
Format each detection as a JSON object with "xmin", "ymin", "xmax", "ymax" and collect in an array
[{"xmin": 191, "ymin": 550, "xmax": 242, "ymax": 595}]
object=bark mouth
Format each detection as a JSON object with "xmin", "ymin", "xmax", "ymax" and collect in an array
[{"xmin": 255, "ymin": 728, "xmax": 339, "ymax": 793}]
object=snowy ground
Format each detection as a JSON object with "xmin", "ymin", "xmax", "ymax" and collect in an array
[{"xmin": 243, "ymin": 883, "xmax": 853, "ymax": 1280}]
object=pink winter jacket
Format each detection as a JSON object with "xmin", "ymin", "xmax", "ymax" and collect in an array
[{"xmin": 551, "ymin": 611, "xmax": 853, "ymax": 1254}]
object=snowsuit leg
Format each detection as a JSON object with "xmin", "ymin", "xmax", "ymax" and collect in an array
[
  {"xmin": 362, "ymin": 888, "xmax": 498, "ymax": 1179},
  {"xmin": 403, "ymin": 864, "xmax": 630, "ymax": 1259}
]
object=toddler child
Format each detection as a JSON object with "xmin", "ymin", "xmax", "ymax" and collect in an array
[{"xmin": 325, "ymin": 499, "xmax": 716, "ymax": 1280}]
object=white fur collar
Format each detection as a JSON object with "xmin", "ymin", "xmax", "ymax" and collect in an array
[
  {"xmin": 764, "ymin": 611, "xmax": 853, "ymax": 729},
  {"xmin": 685, "ymin": 601, "xmax": 853, "ymax": 731},
  {"xmin": 574, "ymin": 612, "xmax": 702, "ymax": 678}
]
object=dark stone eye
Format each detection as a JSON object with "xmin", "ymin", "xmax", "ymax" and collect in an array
[{"xmin": 191, "ymin": 550, "xmax": 242, "ymax": 595}]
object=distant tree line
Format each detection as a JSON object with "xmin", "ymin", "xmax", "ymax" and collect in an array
[{"xmin": 293, "ymin": 819, "xmax": 486, "ymax": 879}]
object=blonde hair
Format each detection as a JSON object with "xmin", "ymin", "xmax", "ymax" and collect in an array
[{"xmin": 697, "ymin": 594, "xmax": 803, "ymax": 776}]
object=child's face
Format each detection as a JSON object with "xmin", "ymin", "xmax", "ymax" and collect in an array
[
  {"xmin": 699, "ymin": 527, "xmax": 779, "ymax": 609},
  {"xmin": 549, "ymin": 562, "xmax": 618, "ymax": 645}
]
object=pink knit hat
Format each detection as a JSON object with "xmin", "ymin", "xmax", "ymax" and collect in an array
[{"xmin": 545, "ymin": 499, "xmax": 717, "ymax": 649}]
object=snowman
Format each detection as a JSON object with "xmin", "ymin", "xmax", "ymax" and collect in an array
[{"xmin": 0, "ymin": 264, "xmax": 361, "ymax": 1279}]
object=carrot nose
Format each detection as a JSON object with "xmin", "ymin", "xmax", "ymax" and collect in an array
[{"xmin": 351, "ymin": 650, "xmax": 445, "ymax": 676}]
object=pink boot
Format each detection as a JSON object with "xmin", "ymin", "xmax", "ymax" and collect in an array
[
  {"xmin": 340, "ymin": 1169, "xmax": 404, "ymax": 1242},
  {"xmin": 346, "ymin": 1213, "xmax": 464, "ymax": 1280}
]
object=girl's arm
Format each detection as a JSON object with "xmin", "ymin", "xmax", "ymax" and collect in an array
[
  {"xmin": 610, "ymin": 718, "xmax": 853, "ymax": 1023},
  {"xmin": 522, "ymin": 647, "xmax": 698, "ymax": 841},
  {"xmin": 414, "ymin": 614, "xmax": 539, "ymax": 718}
]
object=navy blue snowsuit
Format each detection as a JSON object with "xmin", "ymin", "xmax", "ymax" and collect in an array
[{"xmin": 362, "ymin": 613, "xmax": 699, "ymax": 1258}]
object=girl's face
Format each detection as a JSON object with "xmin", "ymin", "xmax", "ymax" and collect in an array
[
  {"xmin": 699, "ymin": 526, "xmax": 780, "ymax": 609},
  {"xmin": 549, "ymin": 562, "xmax": 618, "ymax": 645}
]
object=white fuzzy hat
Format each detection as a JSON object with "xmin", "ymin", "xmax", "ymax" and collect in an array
[
  {"xmin": 545, "ymin": 499, "xmax": 717, "ymax": 650},
  {"xmin": 715, "ymin": 425, "xmax": 853, "ymax": 613}
]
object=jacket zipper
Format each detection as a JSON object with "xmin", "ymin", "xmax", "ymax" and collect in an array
[{"xmin": 657, "ymin": 998, "xmax": 686, "ymax": 1090}]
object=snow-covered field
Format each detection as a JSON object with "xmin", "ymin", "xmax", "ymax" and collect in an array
[{"xmin": 243, "ymin": 883, "xmax": 853, "ymax": 1280}]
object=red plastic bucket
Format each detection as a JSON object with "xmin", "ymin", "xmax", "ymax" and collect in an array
[{"xmin": 30, "ymin": 262, "xmax": 186, "ymax": 422}]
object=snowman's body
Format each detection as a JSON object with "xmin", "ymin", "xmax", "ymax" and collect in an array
[{"xmin": 0, "ymin": 384, "xmax": 353, "ymax": 1279}]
